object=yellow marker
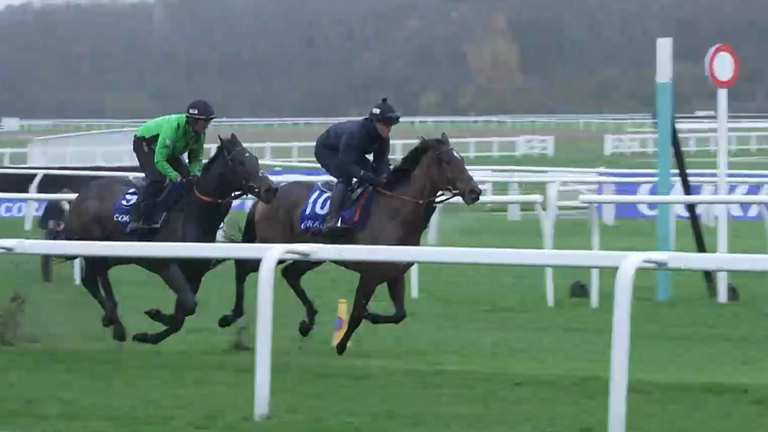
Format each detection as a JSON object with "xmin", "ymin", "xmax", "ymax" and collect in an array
[{"xmin": 331, "ymin": 299, "xmax": 350, "ymax": 347}]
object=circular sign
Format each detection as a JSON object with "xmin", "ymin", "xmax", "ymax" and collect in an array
[{"xmin": 707, "ymin": 44, "xmax": 739, "ymax": 89}]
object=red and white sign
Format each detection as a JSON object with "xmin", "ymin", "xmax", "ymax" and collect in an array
[{"xmin": 705, "ymin": 44, "xmax": 739, "ymax": 89}]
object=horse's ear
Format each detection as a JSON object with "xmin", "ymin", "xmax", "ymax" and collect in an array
[
  {"xmin": 230, "ymin": 132, "xmax": 239, "ymax": 143},
  {"xmin": 440, "ymin": 132, "xmax": 450, "ymax": 143},
  {"xmin": 218, "ymin": 134, "xmax": 224, "ymax": 143}
]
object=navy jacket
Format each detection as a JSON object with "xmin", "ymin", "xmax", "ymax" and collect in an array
[{"xmin": 315, "ymin": 118, "xmax": 391, "ymax": 180}]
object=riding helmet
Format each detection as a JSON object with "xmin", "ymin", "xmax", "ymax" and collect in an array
[
  {"xmin": 186, "ymin": 100, "xmax": 217, "ymax": 120},
  {"xmin": 368, "ymin": 97, "xmax": 400, "ymax": 126}
]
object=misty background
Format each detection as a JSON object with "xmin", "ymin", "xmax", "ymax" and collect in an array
[{"xmin": 0, "ymin": 0, "xmax": 766, "ymax": 118}]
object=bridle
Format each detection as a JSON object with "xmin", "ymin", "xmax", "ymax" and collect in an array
[
  {"xmin": 374, "ymin": 146, "xmax": 462, "ymax": 206},
  {"xmin": 193, "ymin": 145, "xmax": 265, "ymax": 204}
]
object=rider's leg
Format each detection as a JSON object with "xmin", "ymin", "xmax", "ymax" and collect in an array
[
  {"xmin": 322, "ymin": 179, "xmax": 351, "ymax": 233},
  {"xmin": 127, "ymin": 137, "xmax": 166, "ymax": 231}
]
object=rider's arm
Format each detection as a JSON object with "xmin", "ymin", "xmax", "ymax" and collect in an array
[
  {"xmin": 372, "ymin": 137, "xmax": 391, "ymax": 176},
  {"xmin": 187, "ymin": 133, "xmax": 205, "ymax": 176},
  {"xmin": 153, "ymin": 128, "xmax": 182, "ymax": 182},
  {"xmin": 338, "ymin": 131, "xmax": 371, "ymax": 180}
]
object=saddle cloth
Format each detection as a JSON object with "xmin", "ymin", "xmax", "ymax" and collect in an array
[{"xmin": 298, "ymin": 182, "xmax": 375, "ymax": 233}]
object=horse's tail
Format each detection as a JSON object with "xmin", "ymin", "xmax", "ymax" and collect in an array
[{"xmin": 49, "ymin": 200, "xmax": 80, "ymax": 264}]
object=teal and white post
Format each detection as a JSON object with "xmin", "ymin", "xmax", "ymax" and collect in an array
[{"xmin": 655, "ymin": 37, "xmax": 674, "ymax": 301}]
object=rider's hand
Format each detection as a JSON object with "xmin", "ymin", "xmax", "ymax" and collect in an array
[
  {"xmin": 358, "ymin": 170, "xmax": 376, "ymax": 185},
  {"xmin": 373, "ymin": 176, "xmax": 386, "ymax": 188}
]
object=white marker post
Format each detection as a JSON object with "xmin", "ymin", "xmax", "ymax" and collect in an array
[{"xmin": 705, "ymin": 44, "xmax": 740, "ymax": 304}]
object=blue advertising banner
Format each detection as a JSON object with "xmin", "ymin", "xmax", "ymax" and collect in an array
[
  {"xmin": 599, "ymin": 171, "xmax": 768, "ymax": 221},
  {"xmin": 0, "ymin": 169, "xmax": 329, "ymax": 219}
]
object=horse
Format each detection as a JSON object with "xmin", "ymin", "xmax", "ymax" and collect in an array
[
  {"xmin": 59, "ymin": 133, "xmax": 278, "ymax": 344},
  {"xmin": 218, "ymin": 133, "xmax": 482, "ymax": 355}
]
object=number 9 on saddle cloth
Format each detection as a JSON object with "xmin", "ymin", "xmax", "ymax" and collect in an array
[{"xmin": 114, "ymin": 180, "xmax": 186, "ymax": 230}]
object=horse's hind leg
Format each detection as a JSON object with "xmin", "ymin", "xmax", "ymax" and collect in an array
[
  {"xmin": 133, "ymin": 299, "xmax": 187, "ymax": 345},
  {"xmin": 135, "ymin": 275, "xmax": 202, "ymax": 345},
  {"xmin": 364, "ymin": 274, "xmax": 407, "ymax": 325},
  {"xmin": 218, "ymin": 258, "xmax": 260, "ymax": 328},
  {"xmin": 282, "ymin": 260, "xmax": 324, "ymax": 337},
  {"xmin": 96, "ymin": 264, "xmax": 127, "ymax": 342},
  {"xmin": 336, "ymin": 275, "xmax": 378, "ymax": 356},
  {"xmin": 146, "ymin": 270, "xmax": 204, "ymax": 327},
  {"xmin": 80, "ymin": 258, "xmax": 111, "ymax": 328}
]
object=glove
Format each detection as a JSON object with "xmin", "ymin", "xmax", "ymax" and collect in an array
[
  {"xmin": 358, "ymin": 170, "xmax": 377, "ymax": 185},
  {"xmin": 373, "ymin": 176, "xmax": 386, "ymax": 188}
]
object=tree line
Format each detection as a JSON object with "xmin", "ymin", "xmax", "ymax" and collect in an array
[{"xmin": 0, "ymin": 0, "xmax": 765, "ymax": 118}]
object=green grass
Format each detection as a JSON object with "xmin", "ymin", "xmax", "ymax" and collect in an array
[{"xmin": 1, "ymin": 206, "xmax": 768, "ymax": 432}]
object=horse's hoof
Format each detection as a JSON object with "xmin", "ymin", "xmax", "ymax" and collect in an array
[
  {"xmin": 728, "ymin": 283, "xmax": 740, "ymax": 302},
  {"xmin": 218, "ymin": 313, "xmax": 239, "ymax": 328},
  {"xmin": 144, "ymin": 309, "xmax": 164, "ymax": 323},
  {"xmin": 132, "ymin": 332, "xmax": 155, "ymax": 345},
  {"xmin": 335, "ymin": 342, "xmax": 347, "ymax": 356},
  {"xmin": 101, "ymin": 315, "xmax": 112, "ymax": 328},
  {"xmin": 298, "ymin": 320, "xmax": 313, "ymax": 337},
  {"xmin": 183, "ymin": 298, "xmax": 198, "ymax": 316},
  {"xmin": 113, "ymin": 325, "xmax": 127, "ymax": 343}
]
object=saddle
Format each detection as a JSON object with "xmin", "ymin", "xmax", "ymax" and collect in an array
[
  {"xmin": 299, "ymin": 180, "xmax": 374, "ymax": 236},
  {"xmin": 319, "ymin": 179, "xmax": 367, "ymax": 204},
  {"xmin": 116, "ymin": 179, "xmax": 185, "ymax": 233}
]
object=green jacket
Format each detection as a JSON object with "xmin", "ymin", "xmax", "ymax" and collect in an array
[{"xmin": 136, "ymin": 114, "xmax": 205, "ymax": 181}]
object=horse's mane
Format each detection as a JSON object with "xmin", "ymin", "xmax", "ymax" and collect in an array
[
  {"xmin": 201, "ymin": 143, "xmax": 225, "ymax": 175},
  {"xmin": 382, "ymin": 136, "xmax": 446, "ymax": 191}
]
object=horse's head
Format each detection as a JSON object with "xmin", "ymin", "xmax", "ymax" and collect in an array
[
  {"xmin": 216, "ymin": 133, "xmax": 278, "ymax": 203},
  {"xmin": 422, "ymin": 133, "xmax": 482, "ymax": 205}
]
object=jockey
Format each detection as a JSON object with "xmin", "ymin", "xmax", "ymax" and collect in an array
[
  {"xmin": 125, "ymin": 99, "xmax": 216, "ymax": 233},
  {"xmin": 313, "ymin": 97, "xmax": 400, "ymax": 235}
]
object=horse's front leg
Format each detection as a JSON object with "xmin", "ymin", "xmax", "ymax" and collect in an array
[
  {"xmin": 281, "ymin": 260, "xmax": 324, "ymax": 337},
  {"xmin": 219, "ymin": 258, "xmax": 261, "ymax": 328},
  {"xmin": 336, "ymin": 275, "xmax": 379, "ymax": 356},
  {"xmin": 364, "ymin": 274, "xmax": 406, "ymax": 325}
]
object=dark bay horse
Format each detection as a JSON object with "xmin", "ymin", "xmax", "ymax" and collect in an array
[
  {"xmin": 60, "ymin": 133, "xmax": 277, "ymax": 344},
  {"xmin": 219, "ymin": 133, "xmax": 482, "ymax": 355}
]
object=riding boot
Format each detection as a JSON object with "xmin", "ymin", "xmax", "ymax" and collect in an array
[
  {"xmin": 321, "ymin": 183, "xmax": 350, "ymax": 235},
  {"xmin": 125, "ymin": 199, "xmax": 146, "ymax": 233},
  {"xmin": 126, "ymin": 184, "xmax": 160, "ymax": 233}
]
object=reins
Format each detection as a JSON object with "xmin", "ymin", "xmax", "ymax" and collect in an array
[
  {"xmin": 372, "ymin": 145, "xmax": 463, "ymax": 206},
  {"xmin": 374, "ymin": 187, "xmax": 460, "ymax": 206}
]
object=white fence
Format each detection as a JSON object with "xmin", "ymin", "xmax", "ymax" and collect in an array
[
  {"xmin": 10, "ymin": 130, "xmax": 555, "ymax": 166},
  {"xmin": 0, "ymin": 238, "xmax": 765, "ymax": 431},
  {"xmin": 603, "ymin": 131, "xmax": 768, "ymax": 155},
  {"xmin": 8, "ymin": 166, "xmax": 768, "ymax": 305}
]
